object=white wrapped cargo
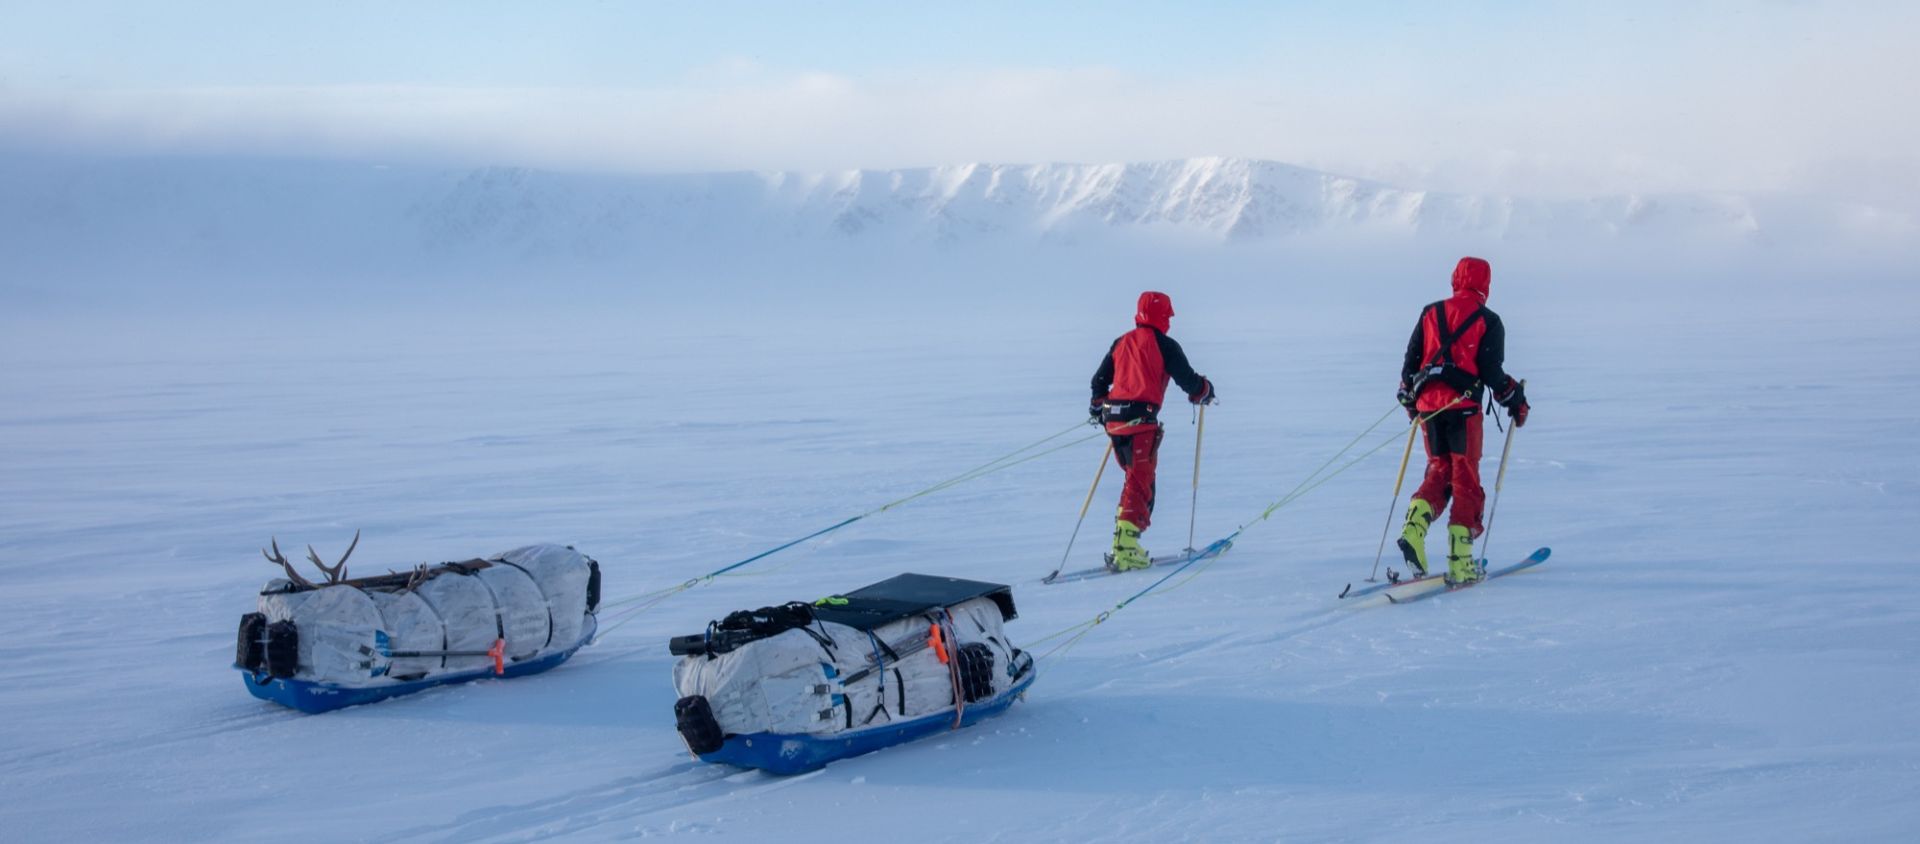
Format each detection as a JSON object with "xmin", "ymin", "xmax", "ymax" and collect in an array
[
  {"xmin": 259, "ymin": 583, "xmax": 384, "ymax": 683},
  {"xmin": 236, "ymin": 542, "xmax": 601, "ymax": 712},
  {"xmin": 670, "ymin": 574, "xmax": 1036, "ymax": 774},
  {"xmin": 364, "ymin": 590, "xmax": 443, "ymax": 680},
  {"xmin": 497, "ymin": 544, "xmax": 595, "ymax": 648}
]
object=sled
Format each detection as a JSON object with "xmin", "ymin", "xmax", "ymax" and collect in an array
[
  {"xmin": 237, "ymin": 615, "xmax": 596, "ymax": 713},
  {"xmin": 697, "ymin": 661, "xmax": 1035, "ymax": 775},
  {"xmin": 673, "ymin": 573, "xmax": 1034, "ymax": 775}
]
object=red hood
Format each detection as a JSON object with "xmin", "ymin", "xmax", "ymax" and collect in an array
[
  {"xmin": 1135, "ymin": 291, "xmax": 1174, "ymax": 333},
  {"xmin": 1452, "ymin": 257, "xmax": 1490, "ymax": 303}
]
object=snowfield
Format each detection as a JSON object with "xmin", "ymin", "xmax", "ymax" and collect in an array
[
  {"xmin": 2, "ymin": 271, "xmax": 1913, "ymax": 843},
  {"xmin": 1, "ymin": 148, "xmax": 1916, "ymax": 842}
]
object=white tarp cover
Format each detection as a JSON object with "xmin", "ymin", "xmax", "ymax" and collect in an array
[
  {"xmin": 476, "ymin": 565, "xmax": 551, "ymax": 659},
  {"xmin": 365, "ymin": 590, "xmax": 442, "ymax": 680},
  {"xmin": 498, "ymin": 544, "xmax": 593, "ymax": 648},
  {"xmin": 255, "ymin": 543, "xmax": 595, "ymax": 686},
  {"xmin": 412, "ymin": 571, "xmax": 500, "ymax": 674},
  {"xmin": 674, "ymin": 596, "xmax": 1022, "ymax": 738},
  {"xmin": 261, "ymin": 584, "xmax": 383, "ymax": 682}
]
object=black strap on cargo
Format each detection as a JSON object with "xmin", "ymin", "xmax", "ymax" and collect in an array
[
  {"xmin": 865, "ymin": 630, "xmax": 888, "ymax": 719},
  {"xmin": 465, "ymin": 566, "xmax": 511, "ymax": 651},
  {"xmin": 799, "ymin": 622, "xmax": 838, "ymax": 661},
  {"xmin": 492, "ymin": 558, "xmax": 555, "ymax": 649}
]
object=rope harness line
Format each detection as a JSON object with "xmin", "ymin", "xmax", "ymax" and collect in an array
[
  {"xmin": 1032, "ymin": 400, "xmax": 1477, "ymax": 663},
  {"xmin": 592, "ymin": 421, "xmax": 1102, "ymax": 642},
  {"xmin": 596, "ymin": 396, "xmax": 1504, "ymax": 660}
]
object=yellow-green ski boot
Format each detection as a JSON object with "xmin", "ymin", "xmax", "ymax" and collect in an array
[
  {"xmin": 1445, "ymin": 524, "xmax": 1482, "ymax": 585},
  {"xmin": 1395, "ymin": 499, "xmax": 1436, "ymax": 577},
  {"xmin": 1106, "ymin": 518, "xmax": 1151, "ymax": 572}
]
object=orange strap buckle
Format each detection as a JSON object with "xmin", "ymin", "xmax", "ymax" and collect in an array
[{"xmin": 928, "ymin": 622, "xmax": 950, "ymax": 664}]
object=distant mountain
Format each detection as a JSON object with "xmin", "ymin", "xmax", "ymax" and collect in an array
[
  {"xmin": 1, "ymin": 155, "xmax": 1910, "ymax": 275},
  {"xmin": 411, "ymin": 158, "xmax": 1845, "ymax": 246}
]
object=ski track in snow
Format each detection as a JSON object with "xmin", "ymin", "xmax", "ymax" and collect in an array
[{"xmin": 0, "ymin": 301, "xmax": 1916, "ymax": 842}]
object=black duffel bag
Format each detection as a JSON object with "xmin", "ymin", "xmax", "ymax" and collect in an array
[{"xmin": 670, "ymin": 601, "xmax": 819, "ymax": 657}]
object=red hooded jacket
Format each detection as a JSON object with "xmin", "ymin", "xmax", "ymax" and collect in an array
[{"xmin": 1092, "ymin": 292, "xmax": 1211, "ymax": 430}]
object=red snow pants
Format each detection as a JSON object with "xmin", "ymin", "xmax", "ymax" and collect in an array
[
  {"xmin": 1412, "ymin": 409, "xmax": 1486, "ymax": 535},
  {"xmin": 1110, "ymin": 425, "xmax": 1164, "ymax": 529}
]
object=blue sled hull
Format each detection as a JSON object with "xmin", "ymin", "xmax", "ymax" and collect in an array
[
  {"xmin": 237, "ymin": 616, "xmax": 596, "ymax": 714},
  {"xmin": 700, "ymin": 668, "xmax": 1037, "ymax": 776}
]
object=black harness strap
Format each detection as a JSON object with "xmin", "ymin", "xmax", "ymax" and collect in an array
[
  {"xmin": 1426, "ymin": 301, "xmax": 1486, "ymax": 368},
  {"xmin": 1100, "ymin": 400, "xmax": 1159, "ymax": 426},
  {"xmin": 1412, "ymin": 301, "xmax": 1488, "ymax": 397}
]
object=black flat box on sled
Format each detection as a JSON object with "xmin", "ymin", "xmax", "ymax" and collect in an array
[
  {"xmin": 668, "ymin": 573, "xmax": 1019, "ymax": 657},
  {"xmin": 810, "ymin": 573, "xmax": 1016, "ymax": 631}
]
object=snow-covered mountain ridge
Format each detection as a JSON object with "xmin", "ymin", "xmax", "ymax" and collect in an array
[
  {"xmin": 2, "ymin": 155, "xmax": 1910, "ymax": 275},
  {"xmin": 420, "ymin": 157, "xmax": 1900, "ymax": 246}
]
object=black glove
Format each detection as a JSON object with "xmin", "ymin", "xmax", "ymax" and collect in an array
[
  {"xmin": 1396, "ymin": 380, "xmax": 1417, "ymax": 417},
  {"xmin": 1189, "ymin": 377, "xmax": 1217, "ymax": 406},
  {"xmin": 1495, "ymin": 379, "xmax": 1529, "ymax": 428},
  {"xmin": 1089, "ymin": 399, "xmax": 1104, "ymax": 425}
]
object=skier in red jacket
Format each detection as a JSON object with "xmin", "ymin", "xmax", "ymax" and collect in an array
[
  {"xmin": 1395, "ymin": 257, "xmax": 1530, "ymax": 584},
  {"xmin": 1090, "ymin": 292, "xmax": 1216, "ymax": 571}
]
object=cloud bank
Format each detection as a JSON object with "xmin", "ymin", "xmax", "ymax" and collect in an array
[
  {"xmin": 2, "ymin": 51, "xmax": 1914, "ymax": 205},
  {"xmin": 3, "ymin": 2, "xmax": 1917, "ymax": 204}
]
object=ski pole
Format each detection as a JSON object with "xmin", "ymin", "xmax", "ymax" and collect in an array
[
  {"xmin": 1044, "ymin": 439, "xmax": 1115, "ymax": 583},
  {"xmin": 1366, "ymin": 419, "xmax": 1421, "ymax": 582},
  {"xmin": 369, "ymin": 637, "xmax": 507, "ymax": 675},
  {"xmin": 1478, "ymin": 380, "xmax": 1523, "ymax": 566},
  {"xmin": 1186, "ymin": 403, "xmax": 1206, "ymax": 553}
]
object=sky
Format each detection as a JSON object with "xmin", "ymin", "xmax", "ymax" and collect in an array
[{"xmin": 1, "ymin": 1, "xmax": 1916, "ymax": 199}]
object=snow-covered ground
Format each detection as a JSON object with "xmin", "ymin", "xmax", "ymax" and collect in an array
[{"xmin": 1, "ymin": 266, "xmax": 1912, "ymax": 842}]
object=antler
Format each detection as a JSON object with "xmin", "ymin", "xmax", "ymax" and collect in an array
[
  {"xmin": 305, "ymin": 529, "xmax": 359, "ymax": 584},
  {"xmin": 402, "ymin": 563, "xmax": 431, "ymax": 594},
  {"xmin": 263, "ymin": 537, "xmax": 316, "ymax": 588}
]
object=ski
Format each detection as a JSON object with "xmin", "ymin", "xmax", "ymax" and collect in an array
[
  {"xmin": 1044, "ymin": 539, "xmax": 1233, "ymax": 584},
  {"xmin": 1383, "ymin": 546, "xmax": 1551, "ymax": 604},
  {"xmin": 1045, "ymin": 551, "xmax": 1196, "ymax": 584},
  {"xmin": 1339, "ymin": 570, "xmax": 1438, "ymax": 600}
]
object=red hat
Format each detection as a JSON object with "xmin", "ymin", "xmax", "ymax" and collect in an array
[{"xmin": 1135, "ymin": 291, "xmax": 1174, "ymax": 333}]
